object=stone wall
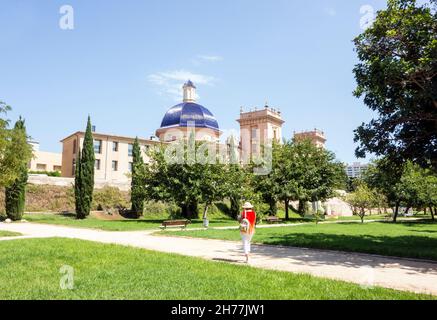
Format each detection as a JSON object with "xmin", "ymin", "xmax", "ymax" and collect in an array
[{"xmin": 28, "ymin": 174, "xmax": 131, "ymax": 191}]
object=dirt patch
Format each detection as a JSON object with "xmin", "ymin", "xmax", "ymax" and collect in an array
[{"xmin": 90, "ymin": 211, "xmax": 127, "ymax": 221}]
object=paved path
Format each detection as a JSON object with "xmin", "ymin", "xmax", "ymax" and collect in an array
[{"xmin": 1, "ymin": 222, "xmax": 437, "ymax": 296}]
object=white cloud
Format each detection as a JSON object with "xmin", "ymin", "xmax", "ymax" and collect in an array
[
  {"xmin": 148, "ymin": 70, "xmax": 216, "ymax": 101},
  {"xmin": 197, "ymin": 55, "xmax": 224, "ymax": 62}
]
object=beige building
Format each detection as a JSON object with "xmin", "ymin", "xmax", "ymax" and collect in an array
[
  {"xmin": 293, "ymin": 129, "xmax": 327, "ymax": 148},
  {"xmin": 28, "ymin": 141, "xmax": 62, "ymax": 172},
  {"xmin": 237, "ymin": 105, "xmax": 284, "ymax": 163},
  {"xmin": 61, "ymin": 132, "xmax": 161, "ymax": 182}
]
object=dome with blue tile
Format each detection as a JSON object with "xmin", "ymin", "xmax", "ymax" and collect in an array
[{"xmin": 159, "ymin": 81, "xmax": 220, "ymax": 131}]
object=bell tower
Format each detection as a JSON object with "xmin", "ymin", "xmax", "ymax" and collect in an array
[
  {"xmin": 183, "ymin": 80, "xmax": 196, "ymax": 103},
  {"xmin": 237, "ymin": 104, "xmax": 284, "ymax": 163}
]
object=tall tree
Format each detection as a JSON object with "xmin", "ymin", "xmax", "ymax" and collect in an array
[
  {"xmin": 74, "ymin": 148, "xmax": 83, "ymax": 217},
  {"xmin": 353, "ymin": 0, "xmax": 437, "ymax": 170},
  {"xmin": 130, "ymin": 137, "xmax": 144, "ymax": 218},
  {"xmin": 75, "ymin": 116, "xmax": 95, "ymax": 219},
  {"xmin": 5, "ymin": 117, "xmax": 31, "ymax": 221}
]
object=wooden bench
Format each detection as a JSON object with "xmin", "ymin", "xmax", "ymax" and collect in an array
[
  {"xmin": 264, "ymin": 216, "xmax": 283, "ymax": 224},
  {"xmin": 160, "ymin": 219, "xmax": 191, "ymax": 230}
]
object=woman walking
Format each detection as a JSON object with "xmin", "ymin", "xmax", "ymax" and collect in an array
[{"xmin": 239, "ymin": 202, "xmax": 257, "ymax": 263}]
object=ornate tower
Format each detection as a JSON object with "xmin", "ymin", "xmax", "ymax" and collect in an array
[
  {"xmin": 183, "ymin": 80, "xmax": 196, "ymax": 103},
  {"xmin": 237, "ymin": 105, "xmax": 284, "ymax": 163},
  {"xmin": 293, "ymin": 129, "xmax": 326, "ymax": 148}
]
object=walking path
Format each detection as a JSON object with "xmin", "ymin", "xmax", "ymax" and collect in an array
[{"xmin": 1, "ymin": 222, "xmax": 436, "ymax": 296}]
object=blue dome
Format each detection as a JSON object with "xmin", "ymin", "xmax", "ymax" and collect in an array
[{"xmin": 160, "ymin": 102, "xmax": 220, "ymax": 131}]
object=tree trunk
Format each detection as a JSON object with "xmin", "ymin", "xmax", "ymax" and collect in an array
[
  {"xmin": 182, "ymin": 202, "xmax": 198, "ymax": 220},
  {"xmin": 230, "ymin": 196, "xmax": 239, "ymax": 219},
  {"xmin": 202, "ymin": 204, "xmax": 210, "ymax": 220},
  {"xmin": 360, "ymin": 208, "xmax": 365, "ymax": 223},
  {"xmin": 285, "ymin": 199, "xmax": 290, "ymax": 221},
  {"xmin": 430, "ymin": 207, "xmax": 435, "ymax": 221},
  {"xmin": 393, "ymin": 202, "xmax": 400, "ymax": 223}
]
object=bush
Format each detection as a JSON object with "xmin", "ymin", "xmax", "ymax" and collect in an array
[
  {"xmin": 92, "ymin": 186, "xmax": 129, "ymax": 212},
  {"xmin": 29, "ymin": 171, "xmax": 61, "ymax": 177},
  {"xmin": 143, "ymin": 201, "xmax": 180, "ymax": 219}
]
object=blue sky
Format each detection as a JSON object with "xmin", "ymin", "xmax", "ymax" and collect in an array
[{"xmin": 0, "ymin": 0, "xmax": 389, "ymax": 163}]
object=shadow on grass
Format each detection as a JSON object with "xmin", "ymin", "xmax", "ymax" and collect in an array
[{"xmin": 253, "ymin": 232, "xmax": 437, "ymax": 265}]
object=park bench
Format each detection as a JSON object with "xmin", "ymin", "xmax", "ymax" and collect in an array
[
  {"xmin": 160, "ymin": 219, "xmax": 191, "ymax": 230},
  {"xmin": 264, "ymin": 216, "xmax": 283, "ymax": 224}
]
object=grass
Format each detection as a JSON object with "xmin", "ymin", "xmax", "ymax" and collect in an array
[
  {"xmin": 163, "ymin": 219, "xmax": 437, "ymax": 261},
  {"xmin": 0, "ymin": 230, "xmax": 21, "ymax": 237},
  {"xmin": 0, "ymin": 238, "xmax": 433, "ymax": 300},
  {"xmin": 23, "ymin": 213, "xmax": 237, "ymax": 231}
]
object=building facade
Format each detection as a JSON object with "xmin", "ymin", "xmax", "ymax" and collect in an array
[
  {"xmin": 237, "ymin": 106, "xmax": 284, "ymax": 163},
  {"xmin": 345, "ymin": 162, "xmax": 369, "ymax": 178},
  {"xmin": 28, "ymin": 141, "xmax": 62, "ymax": 173},
  {"xmin": 61, "ymin": 132, "xmax": 160, "ymax": 182},
  {"xmin": 293, "ymin": 129, "xmax": 326, "ymax": 148}
]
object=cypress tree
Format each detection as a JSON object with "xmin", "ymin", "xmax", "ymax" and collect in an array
[
  {"xmin": 75, "ymin": 116, "xmax": 95, "ymax": 219},
  {"xmin": 131, "ymin": 137, "xmax": 144, "ymax": 218},
  {"xmin": 74, "ymin": 148, "xmax": 83, "ymax": 218},
  {"xmin": 5, "ymin": 117, "xmax": 28, "ymax": 221}
]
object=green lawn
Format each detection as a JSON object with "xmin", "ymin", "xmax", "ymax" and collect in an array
[
  {"xmin": 0, "ymin": 230, "xmax": 21, "ymax": 237},
  {"xmin": 0, "ymin": 238, "xmax": 433, "ymax": 300},
  {"xmin": 163, "ymin": 220, "xmax": 437, "ymax": 261},
  {"xmin": 23, "ymin": 213, "xmax": 237, "ymax": 231}
]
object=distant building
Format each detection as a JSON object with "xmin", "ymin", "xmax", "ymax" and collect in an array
[
  {"xmin": 346, "ymin": 162, "xmax": 369, "ymax": 178},
  {"xmin": 61, "ymin": 80, "xmax": 223, "ymax": 182},
  {"xmin": 237, "ymin": 105, "xmax": 284, "ymax": 162},
  {"xmin": 293, "ymin": 129, "xmax": 326, "ymax": 148},
  {"xmin": 60, "ymin": 132, "xmax": 160, "ymax": 182},
  {"xmin": 28, "ymin": 141, "xmax": 62, "ymax": 173}
]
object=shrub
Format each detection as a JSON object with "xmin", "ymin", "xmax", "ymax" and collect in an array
[
  {"xmin": 92, "ymin": 186, "xmax": 129, "ymax": 212},
  {"xmin": 29, "ymin": 171, "xmax": 61, "ymax": 177}
]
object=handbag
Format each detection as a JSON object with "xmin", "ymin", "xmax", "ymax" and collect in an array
[{"xmin": 239, "ymin": 210, "xmax": 250, "ymax": 233}]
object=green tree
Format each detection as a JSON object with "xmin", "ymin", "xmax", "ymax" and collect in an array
[
  {"xmin": 5, "ymin": 118, "xmax": 31, "ymax": 221},
  {"xmin": 353, "ymin": 0, "xmax": 437, "ymax": 170},
  {"xmin": 0, "ymin": 102, "xmax": 33, "ymax": 188},
  {"xmin": 75, "ymin": 116, "xmax": 95, "ymax": 219},
  {"xmin": 364, "ymin": 158, "xmax": 405, "ymax": 222},
  {"xmin": 74, "ymin": 148, "xmax": 83, "ymax": 216},
  {"xmin": 130, "ymin": 137, "xmax": 145, "ymax": 217},
  {"xmin": 345, "ymin": 183, "xmax": 380, "ymax": 223}
]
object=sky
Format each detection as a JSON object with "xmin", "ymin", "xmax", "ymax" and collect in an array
[{"xmin": 0, "ymin": 0, "xmax": 390, "ymax": 164}]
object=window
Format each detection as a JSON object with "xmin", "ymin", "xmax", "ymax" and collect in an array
[
  {"xmin": 73, "ymin": 140, "xmax": 77, "ymax": 154},
  {"xmin": 94, "ymin": 140, "xmax": 102, "ymax": 154},
  {"xmin": 53, "ymin": 166, "xmax": 62, "ymax": 172},
  {"xmin": 112, "ymin": 141, "xmax": 119, "ymax": 152},
  {"xmin": 112, "ymin": 160, "xmax": 118, "ymax": 171},
  {"xmin": 36, "ymin": 164, "xmax": 47, "ymax": 171},
  {"xmin": 251, "ymin": 128, "xmax": 258, "ymax": 139},
  {"xmin": 95, "ymin": 159, "xmax": 101, "ymax": 170},
  {"xmin": 72, "ymin": 159, "xmax": 76, "ymax": 175},
  {"xmin": 128, "ymin": 144, "xmax": 133, "ymax": 157},
  {"xmin": 128, "ymin": 162, "xmax": 133, "ymax": 172}
]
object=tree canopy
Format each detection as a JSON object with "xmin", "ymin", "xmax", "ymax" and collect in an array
[
  {"xmin": 353, "ymin": 0, "xmax": 437, "ymax": 170},
  {"xmin": 0, "ymin": 101, "xmax": 33, "ymax": 188}
]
